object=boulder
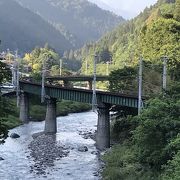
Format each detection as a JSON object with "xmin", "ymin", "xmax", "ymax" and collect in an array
[
  {"xmin": 0, "ymin": 157, "xmax": 4, "ymax": 161},
  {"xmin": 78, "ymin": 146, "xmax": 88, "ymax": 152},
  {"xmin": 10, "ymin": 133, "xmax": 20, "ymax": 139},
  {"xmin": 91, "ymin": 151, "xmax": 99, "ymax": 155}
]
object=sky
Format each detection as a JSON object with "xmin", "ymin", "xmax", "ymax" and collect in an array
[{"xmin": 88, "ymin": 0, "xmax": 158, "ymax": 19}]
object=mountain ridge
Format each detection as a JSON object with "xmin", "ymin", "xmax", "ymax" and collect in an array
[
  {"xmin": 0, "ymin": 0, "xmax": 73, "ymax": 54},
  {"xmin": 16, "ymin": 0, "xmax": 124, "ymax": 47}
]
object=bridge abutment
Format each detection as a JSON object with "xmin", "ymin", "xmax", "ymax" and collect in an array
[
  {"xmin": 96, "ymin": 103, "xmax": 110, "ymax": 150},
  {"xmin": 44, "ymin": 98, "xmax": 57, "ymax": 134},
  {"xmin": 19, "ymin": 93, "xmax": 29, "ymax": 123}
]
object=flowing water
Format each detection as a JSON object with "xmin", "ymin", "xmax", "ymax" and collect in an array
[{"xmin": 0, "ymin": 112, "xmax": 101, "ymax": 180}]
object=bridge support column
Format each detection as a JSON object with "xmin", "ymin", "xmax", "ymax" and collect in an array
[
  {"xmin": 96, "ymin": 103, "xmax": 110, "ymax": 150},
  {"xmin": 19, "ymin": 93, "xmax": 29, "ymax": 123},
  {"xmin": 87, "ymin": 81, "xmax": 92, "ymax": 90},
  {"xmin": 44, "ymin": 98, "xmax": 57, "ymax": 134}
]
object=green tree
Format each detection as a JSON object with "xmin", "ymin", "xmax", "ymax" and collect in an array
[
  {"xmin": 0, "ymin": 61, "xmax": 11, "ymax": 84},
  {"xmin": 132, "ymin": 83, "xmax": 180, "ymax": 170},
  {"xmin": 174, "ymin": 0, "xmax": 180, "ymax": 21},
  {"xmin": 109, "ymin": 66, "xmax": 138, "ymax": 93},
  {"xmin": 23, "ymin": 46, "xmax": 60, "ymax": 75},
  {"xmin": 0, "ymin": 61, "xmax": 12, "ymax": 143}
]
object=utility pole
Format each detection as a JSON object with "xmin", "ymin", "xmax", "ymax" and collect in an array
[
  {"xmin": 138, "ymin": 56, "xmax": 143, "ymax": 115},
  {"xmin": 7, "ymin": 49, "xmax": 10, "ymax": 64},
  {"xmin": 59, "ymin": 59, "xmax": 62, "ymax": 76},
  {"xmin": 162, "ymin": 56, "xmax": 168, "ymax": 91},
  {"xmin": 92, "ymin": 53, "xmax": 98, "ymax": 112},
  {"xmin": 41, "ymin": 56, "xmax": 47, "ymax": 103},
  {"xmin": 15, "ymin": 50, "xmax": 20, "ymax": 107}
]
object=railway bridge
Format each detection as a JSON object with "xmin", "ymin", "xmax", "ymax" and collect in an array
[{"xmin": 19, "ymin": 80, "xmax": 142, "ymax": 150}]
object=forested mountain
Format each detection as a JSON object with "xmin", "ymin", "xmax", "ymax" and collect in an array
[
  {"xmin": 78, "ymin": 0, "xmax": 179, "ymax": 81},
  {"xmin": 0, "ymin": 0, "xmax": 73, "ymax": 54},
  {"xmin": 16, "ymin": 0, "xmax": 124, "ymax": 48}
]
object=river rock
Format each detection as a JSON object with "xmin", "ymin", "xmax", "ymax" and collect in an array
[
  {"xmin": 0, "ymin": 157, "xmax": 4, "ymax": 161},
  {"xmin": 10, "ymin": 133, "xmax": 20, "ymax": 139},
  {"xmin": 78, "ymin": 146, "xmax": 88, "ymax": 152},
  {"xmin": 91, "ymin": 151, "xmax": 99, "ymax": 155}
]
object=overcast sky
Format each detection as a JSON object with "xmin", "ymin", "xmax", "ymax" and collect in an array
[{"xmin": 88, "ymin": 0, "xmax": 158, "ymax": 19}]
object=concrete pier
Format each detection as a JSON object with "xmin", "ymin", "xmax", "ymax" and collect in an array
[
  {"xmin": 96, "ymin": 103, "xmax": 110, "ymax": 150},
  {"xmin": 44, "ymin": 98, "xmax": 57, "ymax": 134},
  {"xmin": 19, "ymin": 93, "xmax": 29, "ymax": 123}
]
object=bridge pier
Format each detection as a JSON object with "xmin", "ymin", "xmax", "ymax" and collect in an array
[
  {"xmin": 96, "ymin": 103, "xmax": 110, "ymax": 150},
  {"xmin": 19, "ymin": 93, "xmax": 29, "ymax": 123},
  {"xmin": 44, "ymin": 98, "xmax": 57, "ymax": 134}
]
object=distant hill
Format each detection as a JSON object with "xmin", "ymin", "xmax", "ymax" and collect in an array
[
  {"xmin": 16, "ymin": 0, "xmax": 124, "ymax": 47},
  {"xmin": 0, "ymin": 0, "xmax": 73, "ymax": 54}
]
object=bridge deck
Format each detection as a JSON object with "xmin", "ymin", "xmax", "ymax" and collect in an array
[{"xmin": 20, "ymin": 81, "xmax": 141, "ymax": 108}]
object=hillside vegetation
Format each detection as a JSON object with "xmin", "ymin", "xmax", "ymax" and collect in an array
[
  {"xmin": 76, "ymin": 0, "xmax": 179, "ymax": 87},
  {"xmin": 87, "ymin": 1, "xmax": 180, "ymax": 179}
]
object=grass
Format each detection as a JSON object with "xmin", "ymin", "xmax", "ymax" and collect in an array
[{"xmin": 3, "ymin": 115, "xmax": 22, "ymax": 129}]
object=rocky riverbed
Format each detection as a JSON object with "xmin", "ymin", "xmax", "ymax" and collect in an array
[
  {"xmin": 28, "ymin": 134, "xmax": 70, "ymax": 176},
  {"xmin": 0, "ymin": 112, "xmax": 102, "ymax": 180}
]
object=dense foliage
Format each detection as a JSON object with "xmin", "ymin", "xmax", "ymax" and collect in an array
[
  {"xmin": 108, "ymin": 62, "xmax": 163, "ymax": 97},
  {"xmin": 22, "ymin": 45, "xmax": 80, "ymax": 77},
  {"xmin": 0, "ymin": 61, "xmax": 11, "ymax": 83},
  {"xmin": 103, "ymin": 82, "xmax": 180, "ymax": 180},
  {"xmin": 77, "ymin": 0, "xmax": 179, "ymax": 87},
  {"xmin": 100, "ymin": 1, "xmax": 180, "ymax": 173},
  {"xmin": 0, "ymin": 62, "xmax": 13, "ymax": 143}
]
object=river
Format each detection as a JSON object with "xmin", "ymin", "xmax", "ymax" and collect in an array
[{"xmin": 0, "ymin": 112, "xmax": 102, "ymax": 180}]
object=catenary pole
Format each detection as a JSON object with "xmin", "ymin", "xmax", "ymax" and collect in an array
[
  {"xmin": 92, "ymin": 53, "xmax": 98, "ymax": 112},
  {"xmin": 41, "ymin": 56, "xmax": 46, "ymax": 103},
  {"xmin": 59, "ymin": 59, "xmax": 62, "ymax": 76},
  {"xmin": 138, "ymin": 56, "xmax": 143, "ymax": 115},
  {"xmin": 162, "ymin": 56, "xmax": 168, "ymax": 91},
  {"xmin": 15, "ymin": 50, "xmax": 20, "ymax": 107}
]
